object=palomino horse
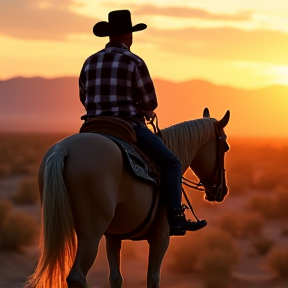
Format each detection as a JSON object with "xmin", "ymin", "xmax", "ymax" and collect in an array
[{"xmin": 28, "ymin": 108, "xmax": 230, "ymax": 288}]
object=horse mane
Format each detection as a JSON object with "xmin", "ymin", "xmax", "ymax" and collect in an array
[{"xmin": 161, "ymin": 118, "xmax": 217, "ymax": 170}]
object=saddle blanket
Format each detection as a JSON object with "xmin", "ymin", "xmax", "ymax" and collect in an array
[{"xmin": 104, "ymin": 135, "xmax": 160, "ymax": 187}]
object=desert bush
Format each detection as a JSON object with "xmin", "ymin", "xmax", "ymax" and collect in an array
[
  {"xmin": 0, "ymin": 200, "xmax": 12, "ymax": 228},
  {"xmin": 217, "ymin": 213, "xmax": 242, "ymax": 237},
  {"xmin": 241, "ymin": 213, "xmax": 263, "ymax": 237},
  {"xmin": 169, "ymin": 228, "xmax": 238, "ymax": 278},
  {"xmin": 226, "ymin": 172, "xmax": 249, "ymax": 195},
  {"xmin": 0, "ymin": 133, "xmax": 67, "ymax": 178},
  {"xmin": 273, "ymin": 187, "xmax": 288, "ymax": 218},
  {"xmin": 252, "ymin": 171, "xmax": 280, "ymax": 191},
  {"xmin": 11, "ymin": 177, "xmax": 39, "ymax": 205},
  {"xmin": 248, "ymin": 194, "xmax": 276, "ymax": 218},
  {"xmin": 217, "ymin": 212, "xmax": 263, "ymax": 238},
  {"xmin": 199, "ymin": 229, "xmax": 238, "ymax": 288},
  {"xmin": 200, "ymin": 228, "xmax": 239, "ymax": 257},
  {"xmin": 199, "ymin": 249, "xmax": 236, "ymax": 288},
  {"xmin": 248, "ymin": 188, "xmax": 288, "ymax": 220},
  {"xmin": 0, "ymin": 210, "xmax": 38, "ymax": 251},
  {"xmin": 266, "ymin": 247, "xmax": 288, "ymax": 278},
  {"xmin": 252, "ymin": 236, "xmax": 274, "ymax": 255},
  {"xmin": 281, "ymin": 228, "xmax": 288, "ymax": 237},
  {"xmin": 168, "ymin": 233, "xmax": 202, "ymax": 273}
]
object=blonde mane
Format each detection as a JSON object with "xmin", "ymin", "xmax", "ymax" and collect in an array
[{"xmin": 161, "ymin": 118, "xmax": 217, "ymax": 171}]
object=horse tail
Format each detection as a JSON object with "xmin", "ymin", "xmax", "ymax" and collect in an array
[{"xmin": 27, "ymin": 146, "xmax": 76, "ymax": 288}]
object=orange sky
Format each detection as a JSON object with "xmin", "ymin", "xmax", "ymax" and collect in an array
[
  {"xmin": 0, "ymin": 0, "xmax": 288, "ymax": 137},
  {"xmin": 1, "ymin": 0, "xmax": 288, "ymax": 88}
]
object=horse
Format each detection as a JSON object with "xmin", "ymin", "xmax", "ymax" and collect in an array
[{"xmin": 27, "ymin": 108, "xmax": 230, "ymax": 288}]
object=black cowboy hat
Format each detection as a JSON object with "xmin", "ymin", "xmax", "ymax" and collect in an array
[{"xmin": 93, "ymin": 10, "xmax": 147, "ymax": 37}]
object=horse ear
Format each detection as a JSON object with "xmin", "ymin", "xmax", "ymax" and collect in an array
[
  {"xmin": 219, "ymin": 110, "xmax": 230, "ymax": 128},
  {"xmin": 203, "ymin": 107, "xmax": 210, "ymax": 117}
]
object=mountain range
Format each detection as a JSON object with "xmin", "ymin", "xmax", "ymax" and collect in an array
[{"xmin": 0, "ymin": 77, "xmax": 287, "ymax": 137}]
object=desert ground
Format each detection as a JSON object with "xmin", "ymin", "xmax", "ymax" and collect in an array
[{"xmin": 0, "ymin": 133, "xmax": 288, "ymax": 288}]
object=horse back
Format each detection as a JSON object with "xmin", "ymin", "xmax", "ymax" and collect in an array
[{"xmin": 39, "ymin": 133, "xmax": 155, "ymax": 236}]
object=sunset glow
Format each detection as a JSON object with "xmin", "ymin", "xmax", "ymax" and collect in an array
[{"xmin": 1, "ymin": 0, "xmax": 288, "ymax": 88}]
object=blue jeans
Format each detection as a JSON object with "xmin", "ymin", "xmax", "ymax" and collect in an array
[{"xmin": 135, "ymin": 124, "xmax": 182, "ymax": 212}]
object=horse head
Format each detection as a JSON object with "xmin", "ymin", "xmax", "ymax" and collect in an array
[{"xmin": 191, "ymin": 108, "xmax": 230, "ymax": 202}]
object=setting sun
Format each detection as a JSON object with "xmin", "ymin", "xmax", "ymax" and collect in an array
[{"xmin": 266, "ymin": 65, "xmax": 288, "ymax": 85}]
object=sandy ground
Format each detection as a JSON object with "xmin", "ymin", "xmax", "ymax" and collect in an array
[{"xmin": 1, "ymin": 176, "xmax": 288, "ymax": 288}]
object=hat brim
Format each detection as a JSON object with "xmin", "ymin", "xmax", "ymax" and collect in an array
[{"xmin": 93, "ymin": 22, "xmax": 147, "ymax": 37}]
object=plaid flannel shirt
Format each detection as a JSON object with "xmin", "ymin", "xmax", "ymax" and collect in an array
[{"xmin": 79, "ymin": 42, "xmax": 158, "ymax": 122}]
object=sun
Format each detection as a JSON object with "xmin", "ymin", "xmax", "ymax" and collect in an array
[{"xmin": 267, "ymin": 65, "xmax": 288, "ymax": 85}]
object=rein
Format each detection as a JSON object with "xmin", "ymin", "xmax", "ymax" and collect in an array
[
  {"xmin": 147, "ymin": 113, "xmax": 229, "ymax": 222},
  {"xmin": 147, "ymin": 114, "xmax": 204, "ymax": 222}
]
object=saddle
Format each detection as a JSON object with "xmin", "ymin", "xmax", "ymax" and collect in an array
[{"xmin": 79, "ymin": 116, "xmax": 160, "ymax": 187}]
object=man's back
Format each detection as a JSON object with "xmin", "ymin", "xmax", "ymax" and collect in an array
[{"xmin": 79, "ymin": 42, "xmax": 157, "ymax": 120}]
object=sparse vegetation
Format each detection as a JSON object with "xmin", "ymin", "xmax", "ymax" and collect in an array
[
  {"xmin": 252, "ymin": 236, "xmax": 274, "ymax": 255},
  {"xmin": 168, "ymin": 233, "xmax": 202, "ymax": 273},
  {"xmin": 169, "ymin": 228, "xmax": 238, "ymax": 284},
  {"xmin": 11, "ymin": 177, "xmax": 39, "ymax": 205},
  {"xmin": 0, "ymin": 200, "xmax": 38, "ymax": 251},
  {"xmin": 0, "ymin": 200, "xmax": 12, "ymax": 228},
  {"xmin": 199, "ymin": 249, "xmax": 236, "ymax": 288},
  {"xmin": 0, "ymin": 134, "xmax": 288, "ymax": 287},
  {"xmin": 248, "ymin": 187, "xmax": 288, "ymax": 219},
  {"xmin": 217, "ymin": 212, "xmax": 263, "ymax": 238},
  {"xmin": 266, "ymin": 247, "xmax": 288, "ymax": 278},
  {"xmin": 0, "ymin": 133, "xmax": 67, "ymax": 178}
]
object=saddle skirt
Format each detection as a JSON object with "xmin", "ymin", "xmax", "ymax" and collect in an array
[{"xmin": 79, "ymin": 116, "xmax": 160, "ymax": 187}]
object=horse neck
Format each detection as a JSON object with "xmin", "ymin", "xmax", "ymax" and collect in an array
[{"xmin": 160, "ymin": 118, "xmax": 217, "ymax": 173}]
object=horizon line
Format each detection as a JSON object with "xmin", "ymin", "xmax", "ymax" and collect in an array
[{"xmin": 1, "ymin": 75, "xmax": 288, "ymax": 90}]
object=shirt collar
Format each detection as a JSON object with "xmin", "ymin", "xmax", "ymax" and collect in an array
[{"xmin": 105, "ymin": 42, "xmax": 130, "ymax": 51}]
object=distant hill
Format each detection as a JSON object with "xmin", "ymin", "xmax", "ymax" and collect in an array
[{"xmin": 0, "ymin": 77, "xmax": 287, "ymax": 137}]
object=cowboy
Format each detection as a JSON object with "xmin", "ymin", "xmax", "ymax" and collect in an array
[{"xmin": 79, "ymin": 10, "xmax": 207, "ymax": 236}]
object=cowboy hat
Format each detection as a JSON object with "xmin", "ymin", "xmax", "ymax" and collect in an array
[{"xmin": 93, "ymin": 10, "xmax": 147, "ymax": 37}]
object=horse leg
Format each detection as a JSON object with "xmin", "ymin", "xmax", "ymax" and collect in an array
[
  {"xmin": 66, "ymin": 233, "xmax": 102, "ymax": 288},
  {"xmin": 105, "ymin": 234, "xmax": 123, "ymax": 288},
  {"xmin": 146, "ymin": 207, "xmax": 170, "ymax": 288},
  {"xmin": 66, "ymin": 186, "xmax": 116, "ymax": 288}
]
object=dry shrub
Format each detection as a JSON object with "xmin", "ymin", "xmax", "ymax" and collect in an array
[
  {"xmin": 217, "ymin": 212, "xmax": 263, "ymax": 238},
  {"xmin": 253, "ymin": 171, "xmax": 280, "ymax": 191},
  {"xmin": 11, "ymin": 177, "xmax": 39, "ymax": 205},
  {"xmin": 273, "ymin": 186, "xmax": 288, "ymax": 218},
  {"xmin": 241, "ymin": 213, "xmax": 264, "ymax": 237},
  {"xmin": 217, "ymin": 213, "xmax": 242, "ymax": 237},
  {"xmin": 199, "ymin": 229, "xmax": 238, "ymax": 288},
  {"xmin": 266, "ymin": 247, "xmax": 288, "ymax": 278},
  {"xmin": 227, "ymin": 172, "xmax": 250, "ymax": 196},
  {"xmin": 0, "ymin": 200, "xmax": 12, "ymax": 227},
  {"xmin": 248, "ymin": 194, "xmax": 275, "ymax": 218},
  {"xmin": 248, "ymin": 187, "xmax": 288, "ymax": 219},
  {"xmin": 252, "ymin": 236, "xmax": 274, "ymax": 255},
  {"xmin": 168, "ymin": 233, "xmax": 202, "ymax": 273},
  {"xmin": 199, "ymin": 249, "xmax": 236, "ymax": 288},
  {"xmin": 0, "ymin": 133, "xmax": 68, "ymax": 178},
  {"xmin": 169, "ymin": 228, "xmax": 238, "ymax": 280},
  {"xmin": 281, "ymin": 228, "xmax": 288, "ymax": 237},
  {"xmin": 0, "ymin": 206, "xmax": 38, "ymax": 251}
]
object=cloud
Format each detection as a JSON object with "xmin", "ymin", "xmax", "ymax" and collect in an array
[
  {"xmin": 137, "ymin": 27, "xmax": 288, "ymax": 64},
  {"xmin": 0, "ymin": 0, "xmax": 97, "ymax": 40},
  {"xmin": 132, "ymin": 4, "xmax": 252, "ymax": 21}
]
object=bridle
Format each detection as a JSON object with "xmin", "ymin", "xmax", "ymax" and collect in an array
[
  {"xmin": 180, "ymin": 120, "xmax": 229, "ymax": 221},
  {"xmin": 147, "ymin": 114, "xmax": 230, "ymax": 220},
  {"xmin": 182, "ymin": 120, "xmax": 230, "ymax": 202}
]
